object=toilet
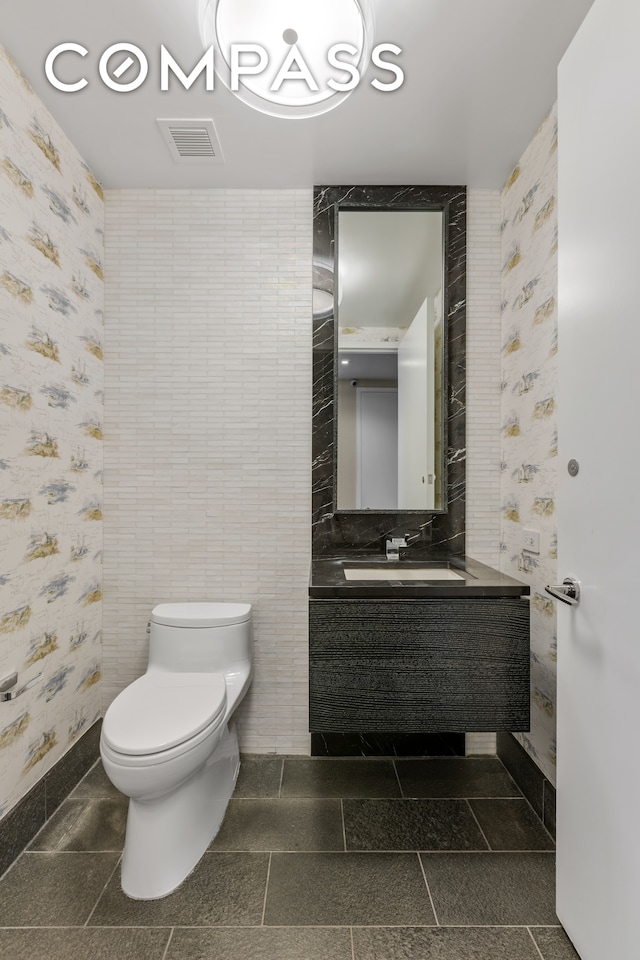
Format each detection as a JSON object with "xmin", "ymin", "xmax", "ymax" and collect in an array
[{"xmin": 100, "ymin": 601, "xmax": 252, "ymax": 900}]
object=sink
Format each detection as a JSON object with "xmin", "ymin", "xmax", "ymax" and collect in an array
[{"xmin": 343, "ymin": 567, "xmax": 465, "ymax": 581}]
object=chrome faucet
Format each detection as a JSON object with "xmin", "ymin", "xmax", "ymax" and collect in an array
[
  {"xmin": 385, "ymin": 537, "xmax": 406, "ymax": 561},
  {"xmin": 385, "ymin": 530, "xmax": 423, "ymax": 560}
]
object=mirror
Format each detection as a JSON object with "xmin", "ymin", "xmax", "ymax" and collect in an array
[
  {"xmin": 312, "ymin": 185, "xmax": 466, "ymax": 555},
  {"xmin": 336, "ymin": 209, "xmax": 445, "ymax": 510}
]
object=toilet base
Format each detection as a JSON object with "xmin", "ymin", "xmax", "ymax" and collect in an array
[{"xmin": 120, "ymin": 722, "xmax": 240, "ymax": 900}]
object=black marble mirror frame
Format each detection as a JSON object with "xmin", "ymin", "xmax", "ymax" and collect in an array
[{"xmin": 312, "ymin": 185, "xmax": 466, "ymax": 558}]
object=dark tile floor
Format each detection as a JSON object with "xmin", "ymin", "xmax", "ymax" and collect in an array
[{"xmin": 0, "ymin": 755, "xmax": 581, "ymax": 960}]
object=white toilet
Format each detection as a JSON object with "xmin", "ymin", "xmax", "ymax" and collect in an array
[{"xmin": 100, "ymin": 601, "xmax": 252, "ymax": 900}]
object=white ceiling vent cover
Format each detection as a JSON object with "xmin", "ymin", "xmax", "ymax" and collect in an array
[{"xmin": 157, "ymin": 118, "xmax": 224, "ymax": 164}]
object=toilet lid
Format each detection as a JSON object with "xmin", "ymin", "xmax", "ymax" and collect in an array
[
  {"xmin": 102, "ymin": 672, "xmax": 227, "ymax": 756},
  {"xmin": 151, "ymin": 602, "xmax": 252, "ymax": 628}
]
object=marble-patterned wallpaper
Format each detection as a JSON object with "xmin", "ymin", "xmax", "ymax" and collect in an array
[
  {"xmin": 0, "ymin": 46, "xmax": 104, "ymax": 817},
  {"xmin": 500, "ymin": 105, "xmax": 558, "ymax": 785}
]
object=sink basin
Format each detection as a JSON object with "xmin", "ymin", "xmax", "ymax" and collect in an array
[{"xmin": 343, "ymin": 567, "xmax": 465, "ymax": 581}]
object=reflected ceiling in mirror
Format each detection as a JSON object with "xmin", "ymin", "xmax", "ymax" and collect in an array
[{"xmin": 336, "ymin": 209, "xmax": 444, "ymax": 511}]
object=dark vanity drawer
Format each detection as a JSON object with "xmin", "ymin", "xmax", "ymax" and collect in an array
[{"xmin": 309, "ymin": 598, "xmax": 530, "ymax": 732}]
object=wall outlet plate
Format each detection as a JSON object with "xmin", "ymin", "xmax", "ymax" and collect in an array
[{"xmin": 523, "ymin": 529, "xmax": 540, "ymax": 553}]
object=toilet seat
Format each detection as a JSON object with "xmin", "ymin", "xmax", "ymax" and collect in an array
[{"xmin": 102, "ymin": 672, "xmax": 227, "ymax": 758}]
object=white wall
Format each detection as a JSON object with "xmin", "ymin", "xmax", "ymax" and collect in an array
[
  {"xmin": 103, "ymin": 189, "xmax": 312, "ymax": 754},
  {"xmin": 464, "ymin": 189, "xmax": 503, "ymax": 757}
]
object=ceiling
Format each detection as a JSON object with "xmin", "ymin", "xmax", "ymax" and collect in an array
[{"xmin": 0, "ymin": 0, "xmax": 595, "ymax": 190}]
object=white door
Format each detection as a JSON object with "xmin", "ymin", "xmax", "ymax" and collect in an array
[
  {"xmin": 357, "ymin": 387, "xmax": 398, "ymax": 509},
  {"xmin": 557, "ymin": 1, "xmax": 640, "ymax": 957}
]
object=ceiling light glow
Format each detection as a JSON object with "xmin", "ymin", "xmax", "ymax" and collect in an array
[{"xmin": 199, "ymin": 0, "xmax": 375, "ymax": 119}]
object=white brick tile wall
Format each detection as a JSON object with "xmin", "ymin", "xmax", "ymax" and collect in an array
[
  {"xmin": 464, "ymin": 190, "xmax": 502, "ymax": 758},
  {"xmin": 103, "ymin": 187, "xmax": 501, "ymax": 756},
  {"xmin": 465, "ymin": 732, "xmax": 498, "ymax": 755},
  {"xmin": 103, "ymin": 189, "xmax": 313, "ymax": 754},
  {"xmin": 466, "ymin": 189, "xmax": 502, "ymax": 567}
]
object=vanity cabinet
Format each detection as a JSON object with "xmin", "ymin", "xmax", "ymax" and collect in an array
[{"xmin": 309, "ymin": 598, "xmax": 530, "ymax": 732}]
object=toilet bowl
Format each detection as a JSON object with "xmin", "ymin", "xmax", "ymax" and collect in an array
[{"xmin": 100, "ymin": 601, "xmax": 252, "ymax": 900}]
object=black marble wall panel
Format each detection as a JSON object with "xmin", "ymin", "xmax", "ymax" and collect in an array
[
  {"xmin": 310, "ymin": 731, "xmax": 466, "ymax": 757},
  {"xmin": 309, "ymin": 599, "xmax": 530, "ymax": 732},
  {"xmin": 45, "ymin": 717, "xmax": 102, "ymax": 814},
  {"xmin": 312, "ymin": 185, "xmax": 466, "ymax": 558},
  {"xmin": 0, "ymin": 718, "xmax": 101, "ymax": 877},
  {"xmin": 0, "ymin": 779, "xmax": 46, "ymax": 878},
  {"xmin": 497, "ymin": 731, "xmax": 556, "ymax": 838}
]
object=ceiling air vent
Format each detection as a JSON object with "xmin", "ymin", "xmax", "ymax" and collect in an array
[{"xmin": 157, "ymin": 118, "xmax": 224, "ymax": 164}]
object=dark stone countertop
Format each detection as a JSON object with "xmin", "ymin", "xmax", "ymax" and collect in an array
[{"xmin": 309, "ymin": 555, "xmax": 530, "ymax": 599}]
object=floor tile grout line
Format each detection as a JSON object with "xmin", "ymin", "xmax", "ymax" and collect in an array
[
  {"xmin": 348, "ymin": 923, "xmax": 562, "ymax": 929},
  {"xmin": 383, "ymin": 923, "xmax": 555, "ymax": 929},
  {"xmin": 393, "ymin": 795, "xmax": 528, "ymax": 801},
  {"xmin": 21, "ymin": 846, "xmax": 558, "ymax": 857},
  {"xmin": 0, "ymin": 923, "xmax": 565, "ymax": 930},
  {"xmin": 277, "ymin": 758, "xmax": 285, "ymax": 799},
  {"xmin": 0, "ymin": 924, "xmax": 179, "ymax": 930},
  {"xmin": 340, "ymin": 799, "xmax": 347, "ymax": 852},
  {"xmin": 206, "ymin": 847, "xmax": 553, "ymax": 854},
  {"xmin": 260, "ymin": 852, "xmax": 272, "ymax": 926},
  {"xmin": 25, "ymin": 850, "xmax": 127, "ymax": 855},
  {"xmin": 83, "ymin": 853, "xmax": 122, "ymax": 927},
  {"xmin": 350, "ymin": 925, "xmax": 356, "ymax": 960},
  {"xmin": 227, "ymin": 797, "xmax": 345, "ymax": 805},
  {"xmin": 392, "ymin": 758, "xmax": 405, "ymax": 798},
  {"xmin": 26, "ymin": 798, "xmax": 82, "ymax": 854},
  {"xmin": 290, "ymin": 795, "xmax": 537, "ymax": 801},
  {"xmin": 31, "ymin": 848, "xmax": 126, "ymax": 855},
  {"xmin": 417, "ymin": 851, "xmax": 440, "ymax": 927},
  {"xmin": 418, "ymin": 850, "xmax": 555, "ymax": 856},
  {"xmin": 465, "ymin": 798, "xmax": 492, "ymax": 851},
  {"xmin": 527, "ymin": 926, "xmax": 546, "ymax": 959},
  {"xmin": 160, "ymin": 926, "xmax": 175, "ymax": 960}
]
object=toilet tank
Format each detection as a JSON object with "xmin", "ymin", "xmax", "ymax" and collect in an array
[{"xmin": 148, "ymin": 603, "xmax": 252, "ymax": 673}]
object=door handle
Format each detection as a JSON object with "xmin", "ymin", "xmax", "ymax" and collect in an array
[{"xmin": 545, "ymin": 577, "xmax": 580, "ymax": 606}]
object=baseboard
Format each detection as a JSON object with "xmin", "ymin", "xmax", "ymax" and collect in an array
[
  {"xmin": 0, "ymin": 718, "xmax": 102, "ymax": 877},
  {"xmin": 311, "ymin": 732, "xmax": 466, "ymax": 756},
  {"xmin": 497, "ymin": 731, "xmax": 556, "ymax": 838}
]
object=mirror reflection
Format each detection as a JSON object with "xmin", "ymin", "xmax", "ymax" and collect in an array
[{"xmin": 336, "ymin": 209, "xmax": 445, "ymax": 511}]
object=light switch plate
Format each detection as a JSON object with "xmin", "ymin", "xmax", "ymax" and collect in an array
[{"xmin": 523, "ymin": 529, "xmax": 540, "ymax": 553}]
